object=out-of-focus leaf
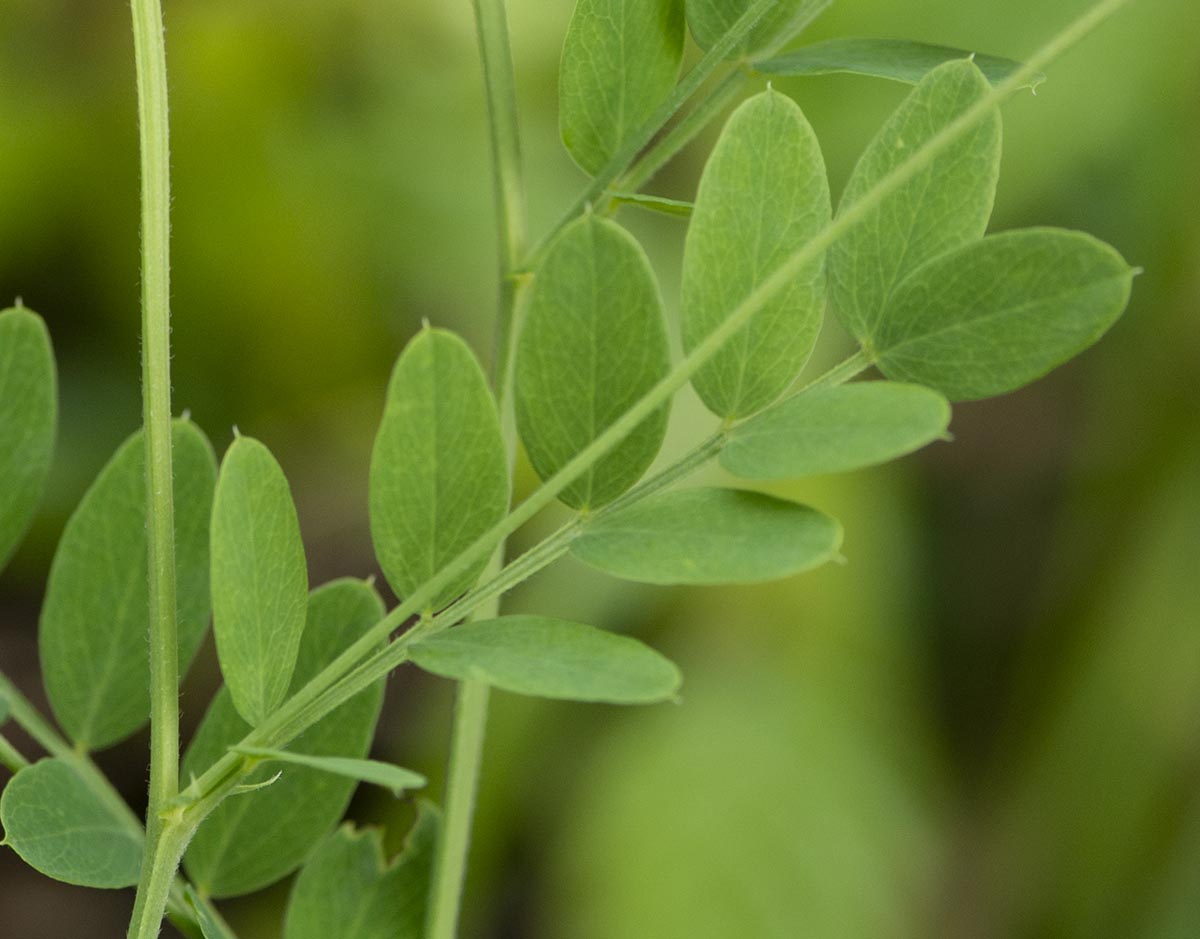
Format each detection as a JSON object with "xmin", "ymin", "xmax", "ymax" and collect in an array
[
  {"xmin": 410, "ymin": 616, "xmax": 681, "ymax": 704},
  {"xmin": 721, "ymin": 382, "xmax": 951, "ymax": 479},
  {"xmin": 757, "ymin": 38, "xmax": 1043, "ymax": 90},
  {"xmin": 516, "ymin": 215, "xmax": 670, "ymax": 510},
  {"xmin": 681, "ymin": 89, "xmax": 830, "ymax": 418},
  {"xmin": 830, "ymin": 59, "xmax": 1001, "ymax": 347},
  {"xmin": 0, "ymin": 757, "xmax": 141, "ymax": 888},
  {"xmin": 0, "ymin": 306, "xmax": 56, "ymax": 573},
  {"xmin": 39, "ymin": 420, "xmax": 216, "ymax": 751},
  {"xmin": 184, "ymin": 579, "xmax": 386, "ymax": 898},
  {"xmin": 559, "ymin": 0, "xmax": 685, "ymax": 175},
  {"xmin": 571, "ymin": 488, "xmax": 841, "ymax": 584},
  {"xmin": 873, "ymin": 229, "xmax": 1134, "ymax": 401},
  {"xmin": 369, "ymin": 327, "xmax": 508, "ymax": 612},
  {"xmin": 687, "ymin": 0, "xmax": 827, "ymax": 57},
  {"xmin": 233, "ymin": 748, "xmax": 426, "ymax": 797},
  {"xmin": 211, "ymin": 435, "xmax": 309, "ymax": 725},
  {"xmin": 284, "ymin": 805, "xmax": 440, "ymax": 939}
]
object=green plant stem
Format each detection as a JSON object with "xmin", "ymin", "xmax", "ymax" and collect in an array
[
  {"xmin": 171, "ymin": 0, "xmax": 1134, "ymax": 837},
  {"xmin": 522, "ymin": 0, "xmax": 777, "ymax": 270},
  {"xmin": 127, "ymin": 0, "xmax": 183, "ymax": 933},
  {"xmin": 0, "ymin": 671, "xmax": 234, "ymax": 936},
  {"xmin": 0, "ymin": 733, "xmax": 29, "ymax": 772}
]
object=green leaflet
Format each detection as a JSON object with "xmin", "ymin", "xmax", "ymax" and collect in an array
[
  {"xmin": 0, "ymin": 306, "xmax": 57, "ymax": 573},
  {"xmin": 721, "ymin": 382, "xmax": 951, "ymax": 479},
  {"xmin": 0, "ymin": 757, "xmax": 141, "ymax": 888},
  {"xmin": 687, "ymin": 0, "xmax": 826, "ymax": 57},
  {"xmin": 682, "ymin": 89, "xmax": 831, "ymax": 418},
  {"xmin": 559, "ymin": 0, "xmax": 685, "ymax": 176},
  {"xmin": 873, "ymin": 228, "xmax": 1135, "ymax": 401},
  {"xmin": 284, "ymin": 807, "xmax": 440, "ymax": 939},
  {"xmin": 184, "ymin": 579, "xmax": 387, "ymax": 898},
  {"xmin": 410, "ymin": 616, "xmax": 681, "ymax": 704},
  {"xmin": 516, "ymin": 215, "xmax": 670, "ymax": 510},
  {"xmin": 572, "ymin": 487, "xmax": 841, "ymax": 584},
  {"xmin": 233, "ymin": 748, "xmax": 426, "ymax": 797},
  {"xmin": 39, "ymin": 420, "xmax": 216, "ymax": 751},
  {"xmin": 369, "ymin": 328, "xmax": 508, "ymax": 612},
  {"xmin": 830, "ymin": 59, "xmax": 1002, "ymax": 348},
  {"xmin": 757, "ymin": 38, "xmax": 1043, "ymax": 90},
  {"xmin": 211, "ymin": 435, "xmax": 309, "ymax": 725},
  {"xmin": 182, "ymin": 886, "xmax": 238, "ymax": 939}
]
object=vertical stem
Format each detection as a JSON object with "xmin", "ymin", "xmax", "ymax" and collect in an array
[
  {"xmin": 428, "ymin": 3, "xmax": 526, "ymax": 937},
  {"xmin": 128, "ymin": 0, "xmax": 180, "ymax": 934}
]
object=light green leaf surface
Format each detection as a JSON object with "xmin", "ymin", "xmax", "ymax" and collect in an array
[
  {"xmin": 516, "ymin": 215, "xmax": 670, "ymax": 510},
  {"xmin": 184, "ymin": 579, "xmax": 386, "ymax": 898},
  {"xmin": 830, "ymin": 59, "xmax": 1002, "ymax": 347},
  {"xmin": 410, "ymin": 616, "xmax": 681, "ymax": 704},
  {"xmin": 284, "ymin": 806, "xmax": 439, "ymax": 939},
  {"xmin": 757, "ymin": 38, "xmax": 1043, "ymax": 90},
  {"xmin": 0, "ymin": 757, "xmax": 141, "ymax": 888},
  {"xmin": 682, "ymin": 89, "xmax": 831, "ymax": 418},
  {"xmin": 39, "ymin": 420, "xmax": 216, "ymax": 750},
  {"xmin": 369, "ymin": 328, "xmax": 508, "ymax": 612},
  {"xmin": 233, "ymin": 748, "xmax": 426, "ymax": 797},
  {"xmin": 0, "ymin": 306, "xmax": 57, "ymax": 572},
  {"xmin": 572, "ymin": 487, "xmax": 842, "ymax": 584},
  {"xmin": 721, "ymin": 382, "xmax": 951, "ymax": 479},
  {"xmin": 687, "ymin": 0, "xmax": 824, "ymax": 57},
  {"xmin": 559, "ymin": 0, "xmax": 685, "ymax": 175},
  {"xmin": 211, "ymin": 435, "xmax": 309, "ymax": 725},
  {"xmin": 873, "ymin": 228, "xmax": 1135, "ymax": 401}
]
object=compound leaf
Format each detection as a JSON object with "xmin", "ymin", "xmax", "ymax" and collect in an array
[
  {"xmin": 0, "ymin": 306, "xmax": 57, "ymax": 572},
  {"xmin": 721, "ymin": 382, "xmax": 951, "ymax": 479},
  {"xmin": 184, "ymin": 579, "xmax": 387, "ymax": 898},
  {"xmin": 757, "ymin": 38, "xmax": 1043, "ymax": 90},
  {"xmin": 211, "ymin": 435, "xmax": 309, "ymax": 725},
  {"xmin": 284, "ymin": 806, "xmax": 440, "ymax": 939},
  {"xmin": 682, "ymin": 88, "xmax": 831, "ymax": 418},
  {"xmin": 410, "ymin": 616, "xmax": 681, "ymax": 704},
  {"xmin": 39, "ymin": 420, "xmax": 216, "ymax": 751},
  {"xmin": 369, "ymin": 328, "xmax": 508, "ymax": 612},
  {"xmin": 572, "ymin": 487, "xmax": 841, "ymax": 584},
  {"xmin": 830, "ymin": 59, "xmax": 1002, "ymax": 348},
  {"xmin": 560, "ymin": 0, "xmax": 685, "ymax": 175},
  {"xmin": 873, "ymin": 228, "xmax": 1135, "ymax": 400},
  {"xmin": 516, "ymin": 215, "xmax": 670, "ymax": 510},
  {"xmin": 0, "ymin": 757, "xmax": 141, "ymax": 888},
  {"xmin": 233, "ymin": 748, "xmax": 426, "ymax": 797},
  {"xmin": 687, "ymin": 0, "xmax": 826, "ymax": 57}
]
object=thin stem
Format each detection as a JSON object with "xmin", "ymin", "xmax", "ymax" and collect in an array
[
  {"xmin": 172, "ymin": 0, "xmax": 1134, "ymax": 826},
  {"xmin": 0, "ymin": 733, "xmax": 29, "ymax": 772},
  {"xmin": 522, "ymin": 0, "xmax": 777, "ymax": 270},
  {"xmin": 128, "ymin": 0, "xmax": 182, "ymax": 932}
]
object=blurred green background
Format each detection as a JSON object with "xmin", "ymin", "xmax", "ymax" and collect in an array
[{"xmin": 1, "ymin": 0, "xmax": 1197, "ymax": 935}]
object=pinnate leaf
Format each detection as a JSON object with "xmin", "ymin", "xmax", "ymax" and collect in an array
[
  {"xmin": 284, "ymin": 806, "xmax": 439, "ymax": 939},
  {"xmin": 830, "ymin": 59, "xmax": 1002, "ymax": 347},
  {"xmin": 233, "ymin": 748, "xmax": 426, "ymax": 797},
  {"xmin": 211, "ymin": 435, "xmax": 309, "ymax": 725},
  {"xmin": 757, "ymin": 38, "xmax": 1042, "ymax": 90},
  {"xmin": 682, "ymin": 88, "xmax": 831, "ymax": 418},
  {"xmin": 559, "ymin": 0, "xmax": 685, "ymax": 175},
  {"xmin": 410, "ymin": 616, "xmax": 681, "ymax": 704},
  {"xmin": 370, "ymin": 328, "xmax": 508, "ymax": 612},
  {"xmin": 0, "ymin": 757, "xmax": 141, "ymax": 888},
  {"xmin": 39, "ymin": 420, "xmax": 216, "ymax": 750},
  {"xmin": 872, "ymin": 228, "xmax": 1135, "ymax": 400},
  {"xmin": 0, "ymin": 306, "xmax": 56, "ymax": 572},
  {"xmin": 721, "ymin": 382, "xmax": 951, "ymax": 479},
  {"xmin": 516, "ymin": 216, "xmax": 670, "ymax": 510},
  {"xmin": 184, "ymin": 579, "xmax": 386, "ymax": 898},
  {"xmin": 571, "ymin": 487, "xmax": 841, "ymax": 584}
]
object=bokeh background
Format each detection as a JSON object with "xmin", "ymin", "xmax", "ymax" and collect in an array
[{"xmin": 1, "ymin": 0, "xmax": 1197, "ymax": 935}]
